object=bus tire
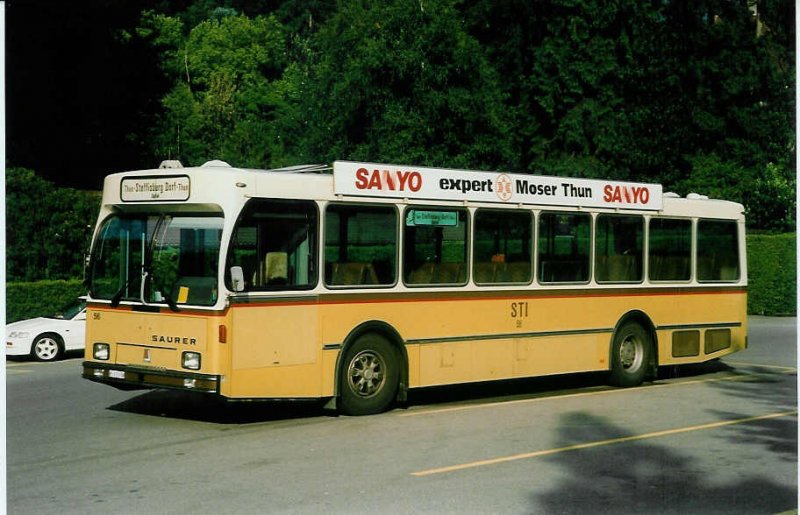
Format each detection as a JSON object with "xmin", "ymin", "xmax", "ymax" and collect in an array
[
  {"xmin": 339, "ymin": 333, "xmax": 399, "ymax": 416},
  {"xmin": 609, "ymin": 322, "xmax": 651, "ymax": 387}
]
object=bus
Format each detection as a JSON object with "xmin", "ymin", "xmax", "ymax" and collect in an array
[{"xmin": 82, "ymin": 160, "xmax": 747, "ymax": 415}]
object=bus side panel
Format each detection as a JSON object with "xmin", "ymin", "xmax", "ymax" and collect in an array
[
  {"xmin": 228, "ymin": 303, "xmax": 322, "ymax": 398},
  {"xmin": 320, "ymin": 296, "xmax": 611, "ymax": 389},
  {"xmin": 653, "ymin": 291, "xmax": 747, "ymax": 366},
  {"xmin": 512, "ymin": 334, "xmax": 609, "ymax": 378},
  {"xmin": 318, "ymin": 289, "xmax": 746, "ymax": 391}
]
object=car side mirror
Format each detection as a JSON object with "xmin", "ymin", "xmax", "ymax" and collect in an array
[{"xmin": 230, "ymin": 266, "xmax": 245, "ymax": 292}]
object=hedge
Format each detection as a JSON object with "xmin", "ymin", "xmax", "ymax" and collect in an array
[
  {"xmin": 6, "ymin": 280, "xmax": 87, "ymax": 323},
  {"xmin": 4, "ymin": 235, "xmax": 795, "ymax": 322},
  {"xmin": 747, "ymin": 233, "xmax": 796, "ymax": 316}
]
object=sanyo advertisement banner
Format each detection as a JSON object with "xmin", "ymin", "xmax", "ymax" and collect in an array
[{"xmin": 333, "ymin": 161, "xmax": 663, "ymax": 211}]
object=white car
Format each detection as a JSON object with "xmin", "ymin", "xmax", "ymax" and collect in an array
[{"xmin": 6, "ymin": 299, "xmax": 87, "ymax": 361}]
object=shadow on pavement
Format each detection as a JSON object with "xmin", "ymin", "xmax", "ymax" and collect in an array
[
  {"xmin": 108, "ymin": 390, "xmax": 329, "ymax": 424},
  {"xmin": 107, "ymin": 359, "xmax": 760, "ymax": 425},
  {"xmin": 534, "ymin": 363, "xmax": 797, "ymax": 514}
]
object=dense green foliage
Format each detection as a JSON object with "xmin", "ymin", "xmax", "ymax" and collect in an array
[
  {"xmin": 6, "ymin": 1, "xmax": 794, "ymax": 229},
  {"xmin": 747, "ymin": 233, "xmax": 796, "ymax": 315},
  {"xmin": 6, "ymin": 280, "xmax": 86, "ymax": 323},
  {"xmin": 6, "ymin": 168, "xmax": 100, "ymax": 282},
  {"xmin": 132, "ymin": 0, "xmax": 794, "ymax": 231},
  {"xmin": 4, "ymin": 1, "xmax": 795, "ymax": 317}
]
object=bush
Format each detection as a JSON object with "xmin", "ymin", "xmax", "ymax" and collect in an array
[
  {"xmin": 747, "ymin": 233, "xmax": 796, "ymax": 316},
  {"xmin": 6, "ymin": 167, "xmax": 100, "ymax": 282},
  {"xmin": 6, "ymin": 280, "xmax": 87, "ymax": 323}
]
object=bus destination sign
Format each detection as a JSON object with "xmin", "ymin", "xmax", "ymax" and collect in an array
[
  {"xmin": 333, "ymin": 161, "xmax": 663, "ymax": 211},
  {"xmin": 120, "ymin": 175, "xmax": 191, "ymax": 202}
]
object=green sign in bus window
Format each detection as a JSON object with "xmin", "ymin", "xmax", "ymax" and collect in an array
[{"xmin": 406, "ymin": 210, "xmax": 459, "ymax": 227}]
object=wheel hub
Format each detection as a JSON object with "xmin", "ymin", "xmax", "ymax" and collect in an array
[
  {"xmin": 348, "ymin": 351, "xmax": 385, "ymax": 397},
  {"xmin": 620, "ymin": 336, "xmax": 641, "ymax": 370}
]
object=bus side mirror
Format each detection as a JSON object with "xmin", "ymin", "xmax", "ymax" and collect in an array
[{"xmin": 230, "ymin": 266, "xmax": 245, "ymax": 292}]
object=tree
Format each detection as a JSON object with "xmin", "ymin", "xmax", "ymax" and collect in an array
[
  {"xmin": 284, "ymin": 0, "xmax": 514, "ymax": 170},
  {"xmin": 144, "ymin": 12, "xmax": 288, "ymax": 166},
  {"xmin": 6, "ymin": 168, "xmax": 100, "ymax": 282}
]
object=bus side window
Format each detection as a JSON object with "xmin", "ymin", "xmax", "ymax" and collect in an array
[
  {"xmin": 473, "ymin": 209, "xmax": 532, "ymax": 285},
  {"xmin": 324, "ymin": 204, "xmax": 397, "ymax": 287},
  {"xmin": 403, "ymin": 208, "xmax": 468, "ymax": 286},
  {"xmin": 697, "ymin": 220, "xmax": 740, "ymax": 282},
  {"xmin": 649, "ymin": 218, "xmax": 691, "ymax": 282},
  {"xmin": 595, "ymin": 214, "xmax": 643, "ymax": 283},
  {"xmin": 538, "ymin": 212, "xmax": 591, "ymax": 283},
  {"xmin": 226, "ymin": 199, "xmax": 318, "ymax": 291}
]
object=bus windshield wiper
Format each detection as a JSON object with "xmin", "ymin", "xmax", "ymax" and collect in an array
[
  {"xmin": 161, "ymin": 290, "xmax": 180, "ymax": 313},
  {"xmin": 109, "ymin": 282, "xmax": 128, "ymax": 307},
  {"xmin": 110, "ymin": 271, "xmax": 139, "ymax": 307}
]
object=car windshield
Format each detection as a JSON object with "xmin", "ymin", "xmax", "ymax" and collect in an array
[
  {"xmin": 47, "ymin": 299, "xmax": 86, "ymax": 320},
  {"xmin": 89, "ymin": 213, "xmax": 224, "ymax": 307}
]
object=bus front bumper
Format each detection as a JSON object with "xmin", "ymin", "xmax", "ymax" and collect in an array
[{"xmin": 82, "ymin": 361, "xmax": 221, "ymax": 394}]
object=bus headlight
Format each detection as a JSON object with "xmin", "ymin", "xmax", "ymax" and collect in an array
[
  {"xmin": 182, "ymin": 351, "xmax": 201, "ymax": 371},
  {"xmin": 93, "ymin": 343, "xmax": 110, "ymax": 360}
]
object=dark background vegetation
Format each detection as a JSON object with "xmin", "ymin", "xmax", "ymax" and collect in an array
[{"xmin": 4, "ymin": 0, "xmax": 796, "ymax": 317}]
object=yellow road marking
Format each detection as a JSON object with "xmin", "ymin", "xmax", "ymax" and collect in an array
[
  {"xmin": 398, "ymin": 369, "xmax": 779, "ymax": 418},
  {"xmin": 411, "ymin": 410, "xmax": 798, "ymax": 477},
  {"xmin": 725, "ymin": 361, "xmax": 797, "ymax": 373}
]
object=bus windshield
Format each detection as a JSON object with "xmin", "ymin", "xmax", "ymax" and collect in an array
[{"xmin": 89, "ymin": 213, "xmax": 224, "ymax": 307}]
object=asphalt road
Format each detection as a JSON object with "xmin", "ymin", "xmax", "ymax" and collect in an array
[{"xmin": 6, "ymin": 317, "xmax": 797, "ymax": 514}]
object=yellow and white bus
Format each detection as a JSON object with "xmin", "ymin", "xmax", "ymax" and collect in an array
[{"xmin": 83, "ymin": 160, "xmax": 746, "ymax": 415}]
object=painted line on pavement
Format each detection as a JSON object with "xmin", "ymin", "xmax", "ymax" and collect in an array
[
  {"xmin": 398, "ymin": 369, "xmax": 780, "ymax": 418},
  {"xmin": 411, "ymin": 410, "xmax": 798, "ymax": 477},
  {"xmin": 725, "ymin": 361, "xmax": 797, "ymax": 373}
]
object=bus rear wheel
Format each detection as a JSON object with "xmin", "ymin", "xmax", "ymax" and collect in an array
[
  {"xmin": 339, "ymin": 333, "xmax": 399, "ymax": 416},
  {"xmin": 609, "ymin": 322, "xmax": 651, "ymax": 387}
]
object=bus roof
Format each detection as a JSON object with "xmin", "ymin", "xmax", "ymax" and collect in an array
[{"xmin": 102, "ymin": 160, "xmax": 744, "ymax": 219}]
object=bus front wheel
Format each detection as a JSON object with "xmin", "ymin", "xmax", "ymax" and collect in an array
[
  {"xmin": 609, "ymin": 322, "xmax": 652, "ymax": 387},
  {"xmin": 339, "ymin": 333, "xmax": 399, "ymax": 416}
]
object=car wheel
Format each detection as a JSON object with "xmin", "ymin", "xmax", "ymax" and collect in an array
[{"xmin": 31, "ymin": 334, "xmax": 63, "ymax": 362}]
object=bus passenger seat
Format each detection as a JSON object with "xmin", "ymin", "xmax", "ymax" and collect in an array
[
  {"xmin": 502, "ymin": 262, "xmax": 531, "ymax": 283},
  {"xmin": 435, "ymin": 263, "xmax": 464, "ymax": 283},
  {"xmin": 473, "ymin": 262, "xmax": 495, "ymax": 283},
  {"xmin": 254, "ymin": 252, "xmax": 288, "ymax": 286},
  {"xmin": 330, "ymin": 262, "xmax": 379, "ymax": 285},
  {"xmin": 408, "ymin": 262, "xmax": 435, "ymax": 284}
]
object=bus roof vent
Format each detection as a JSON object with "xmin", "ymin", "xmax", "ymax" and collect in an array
[
  {"xmin": 268, "ymin": 163, "xmax": 331, "ymax": 174},
  {"xmin": 663, "ymin": 192, "xmax": 680, "ymax": 198},
  {"xmin": 201, "ymin": 160, "xmax": 231, "ymax": 168},
  {"xmin": 686, "ymin": 193, "xmax": 709, "ymax": 200},
  {"xmin": 159, "ymin": 160, "xmax": 183, "ymax": 169}
]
